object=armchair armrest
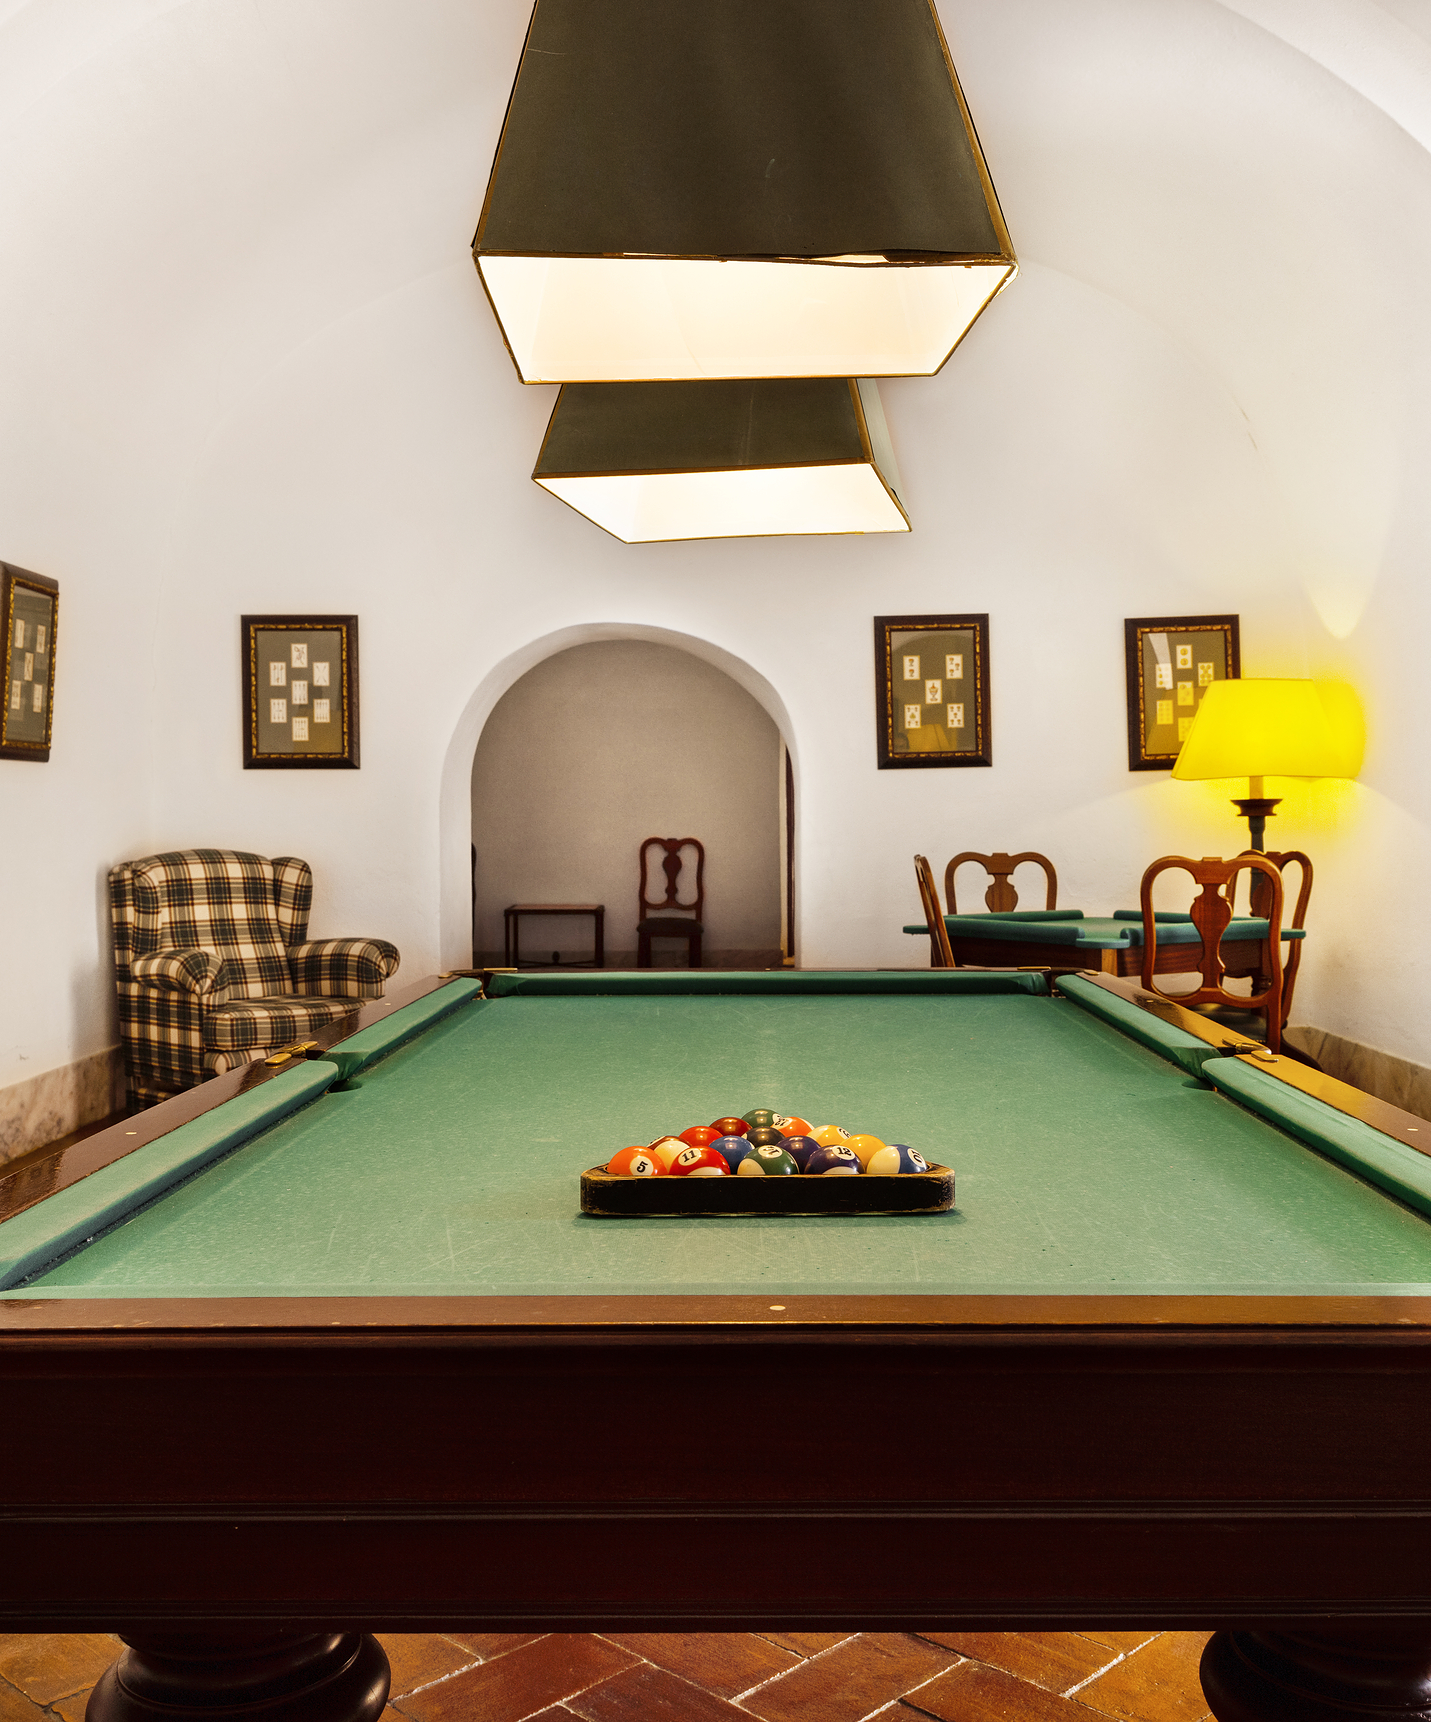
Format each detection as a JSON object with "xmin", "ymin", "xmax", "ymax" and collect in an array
[
  {"xmin": 287, "ymin": 938, "xmax": 400, "ymax": 999},
  {"xmin": 130, "ymin": 948, "xmax": 231, "ymax": 998}
]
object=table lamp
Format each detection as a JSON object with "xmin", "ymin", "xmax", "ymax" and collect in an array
[{"xmin": 1172, "ymin": 679, "xmax": 1364, "ymax": 849}]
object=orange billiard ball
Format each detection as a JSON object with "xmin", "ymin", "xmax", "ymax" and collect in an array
[{"xmin": 607, "ymin": 1147, "xmax": 663, "ymax": 1177}]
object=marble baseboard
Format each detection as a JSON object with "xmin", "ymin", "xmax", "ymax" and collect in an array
[
  {"xmin": 0, "ymin": 1046, "xmax": 126, "ymax": 1166},
  {"xmin": 1284, "ymin": 1024, "xmax": 1431, "ymax": 1124}
]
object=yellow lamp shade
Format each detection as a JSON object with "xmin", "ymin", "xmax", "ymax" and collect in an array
[{"xmin": 1172, "ymin": 679, "xmax": 1365, "ymax": 782}]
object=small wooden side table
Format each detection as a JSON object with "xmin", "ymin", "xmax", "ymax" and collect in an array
[{"xmin": 503, "ymin": 904, "xmax": 606, "ymax": 969}]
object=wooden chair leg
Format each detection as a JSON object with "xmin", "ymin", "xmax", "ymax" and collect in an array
[
  {"xmin": 637, "ymin": 929, "xmax": 652, "ymax": 968},
  {"xmin": 690, "ymin": 929, "xmax": 702, "ymax": 969}
]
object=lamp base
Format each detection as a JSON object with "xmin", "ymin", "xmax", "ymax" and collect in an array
[{"xmin": 1232, "ymin": 797, "xmax": 1281, "ymax": 852}]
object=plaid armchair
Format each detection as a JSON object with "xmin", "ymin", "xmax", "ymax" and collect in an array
[{"xmin": 110, "ymin": 849, "xmax": 400, "ymax": 1105}]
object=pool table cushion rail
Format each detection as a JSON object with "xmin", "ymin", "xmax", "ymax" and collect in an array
[
  {"xmin": 482, "ymin": 968, "xmax": 1049, "ymax": 997},
  {"xmin": 0, "ymin": 979, "xmax": 486, "ymax": 1290},
  {"xmin": 1062, "ymin": 972, "xmax": 1431, "ymax": 1216},
  {"xmin": 902, "ymin": 912, "xmax": 1305, "ymax": 948},
  {"xmin": 580, "ymin": 1160, "xmax": 955, "ymax": 1215}
]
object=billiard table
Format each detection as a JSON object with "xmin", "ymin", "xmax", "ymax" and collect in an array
[{"xmin": 4, "ymin": 967, "xmax": 1431, "ymax": 1722}]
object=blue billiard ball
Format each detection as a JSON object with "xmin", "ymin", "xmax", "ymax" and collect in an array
[{"xmin": 713, "ymin": 1134, "xmax": 755, "ymax": 1173}]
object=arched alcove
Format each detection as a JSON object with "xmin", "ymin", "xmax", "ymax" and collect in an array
[{"xmin": 439, "ymin": 624, "xmax": 798, "ymax": 970}]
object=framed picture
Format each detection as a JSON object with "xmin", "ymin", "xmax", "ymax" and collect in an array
[
  {"xmin": 242, "ymin": 615, "xmax": 359, "ymax": 769},
  {"xmin": 1, "ymin": 562, "xmax": 58, "ymax": 763},
  {"xmin": 1125, "ymin": 614, "xmax": 1240, "ymax": 770},
  {"xmin": 874, "ymin": 614, "xmax": 991, "ymax": 769}
]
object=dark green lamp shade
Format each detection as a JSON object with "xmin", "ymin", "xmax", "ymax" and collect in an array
[
  {"xmin": 532, "ymin": 378, "xmax": 909, "ymax": 542},
  {"xmin": 475, "ymin": 0, "xmax": 1016, "ymax": 383}
]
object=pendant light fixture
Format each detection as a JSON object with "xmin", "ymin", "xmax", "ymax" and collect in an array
[
  {"xmin": 532, "ymin": 378, "xmax": 909, "ymax": 543},
  {"xmin": 474, "ymin": 0, "xmax": 1016, "ymax": 385}
]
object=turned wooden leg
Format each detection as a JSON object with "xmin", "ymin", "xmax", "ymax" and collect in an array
[
  {"xmin": 87, "ymin": 1631, "xmax": 389, "ymax": 1722},
  {"xmin": 1202, "ymin": 1629, "xmax": 1431, "ymax": 1720}
]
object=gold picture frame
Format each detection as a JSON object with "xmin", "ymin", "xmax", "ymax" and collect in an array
[
  {"xmin": 242, "ymin": 615, "xmax": 359, "ymax": 769},
  {"xmin": 1124, "ymin": 614, "xmax": 1240, "ymax": 770},
  {"xmin": 1, "ymin": 563, "xmax": 58, "ymax": 763},
  {"xmin": 874, "ymin": 613, "xmax": 991, "ymax": 769}
]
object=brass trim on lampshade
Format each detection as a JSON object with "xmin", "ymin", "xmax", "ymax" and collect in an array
[
  {"xmin": 532, "ymin": 378, "xmax": 910, "ymax": 543},
  {"xmin": 474, "ymin": 0, "xmax": 1017, "ymax": 384}
]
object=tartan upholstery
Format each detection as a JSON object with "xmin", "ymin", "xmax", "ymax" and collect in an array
[
  {"xmin": 203, "ymin": 995, "xmax": 358, "ymax": 1055},
  {"xmin": 109, "ymin": 849, "xmax": 400, "ymax": 1106},
  {"xmin": 288, "ymin": 939, "xmax": 399, "ymax": 998}
]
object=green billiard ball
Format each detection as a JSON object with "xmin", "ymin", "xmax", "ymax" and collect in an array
[
  {"xmin": 736, "ymin": 1145, "xmax": 798, "ymax": 1176},
  {"xmin": 742, "ymin": 1108, "xmax": 776, "ymax": 1130}
]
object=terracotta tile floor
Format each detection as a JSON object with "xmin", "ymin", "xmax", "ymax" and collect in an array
[{"xmin": 0, "ymin": 1631, "xmax": 1212, "ymax": 1722}]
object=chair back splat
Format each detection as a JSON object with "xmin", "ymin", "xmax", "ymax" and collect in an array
[
  {"xmin": 914, "ymin": 855, "xmax": 956, "ymax": 968},
  {"xmin": 636, "ymin": 837, "xmax": 705, "ymax": 968},
  {"xmin": 945, "ymin": 850, "xmax": 1057, "ymax": 915},
  {"xmin": 1139, "ymin": 853, "xmax": 1284, "ymax": 1053}
]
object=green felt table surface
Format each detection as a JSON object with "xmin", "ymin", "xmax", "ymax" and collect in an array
[
  {"xmin": 15, "ymin": 978, "xmax": 1431, "ymax": 1299},
  {"xmin": 902, "ymin": 910, "xmax": 1306, "ymax": 947}
]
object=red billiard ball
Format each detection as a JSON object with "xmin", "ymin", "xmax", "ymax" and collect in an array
[
  {"xmin": 669, "ymin": 1143, "xmax": 730, "ymax": 1178},
  {"xmin": 710, "ymin": 1116, "xmax": 748, "ymax": 1138},
  {"xmin": 678, "ymin": 1125, "xmax": 720, "ymax": 1150},
  {"xmin": 607, "ymin": 1147, "xmax": 663, "ymax": 1177}
]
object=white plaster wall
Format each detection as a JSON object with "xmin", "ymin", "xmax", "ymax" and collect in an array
[
  {"xmin": 2, "ymin": 0, "xmax": 1430, "ymax": 1092},
  {"xmin": 469, "ymin": 640, "xmax": 781, "ymax": 961}
]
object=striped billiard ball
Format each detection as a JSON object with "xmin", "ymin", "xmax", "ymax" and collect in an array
[
  {"xmin": 805, "ymin": 1144, "xmax": 861, "ymax": 1176},
  {"xmin": 737, "ymin": 1145, "xmax": 798, "ymax": 1176}
]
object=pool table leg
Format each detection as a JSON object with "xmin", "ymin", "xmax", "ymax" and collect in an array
[
  {"xmin": 86, "ymin": 1632, "xmax": 389, "ymax": 1722},
  {"xmin": 1201, "ymin": 1628, "xmax": 1431, "ymax": 1719}
]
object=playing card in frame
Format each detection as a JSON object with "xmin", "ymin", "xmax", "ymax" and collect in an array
[
  {"xmin": 874, "ymin": 614, "xmax": 991, "ymax": 769},
  {"xmin": 242, "ymin": 614, "xmax": 359, "ymax": 768}
]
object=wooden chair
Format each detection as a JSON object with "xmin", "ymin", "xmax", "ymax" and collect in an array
[
  {"xmin": 914, "ymin": 855, "xmax": 955, "ymax": 968},
  {"xmin": 637, "ymin": 837, "xmax": 704, "ymax": 968},
  {"xmin": 1139, "ymin": 854, "xmax": 1284, "ymax": 1054},
  {"xmin": 1227, "ymin": 849, "xmax": 1313, "ymax": 1028},
  {"xmin": 945, "ymin": 851, "xmax": 1058, "ymax": 915}
]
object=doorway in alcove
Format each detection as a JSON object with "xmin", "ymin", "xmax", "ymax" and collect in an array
[{"xmin": 471, "ymin": 640, "xmax": 790, "ymax": 969}]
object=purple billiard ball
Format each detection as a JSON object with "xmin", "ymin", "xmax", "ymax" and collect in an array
[
  {"xmin": 804, "ymin": 1144, "xmax": 861, "ymax": 1176},
  {"xmin": 782, "ymin": 1134, "xmax": 820, "ymax": 1170}
]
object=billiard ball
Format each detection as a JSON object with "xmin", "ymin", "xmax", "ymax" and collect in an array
[
  {"xmin": 781, "ymin": 1134, "xmax": 819, "ymax": 1170},
  {"xmin": 773, "ymin": 1114, "xmax": 812, "ymax": 1137},
  {"xmin": 647, "ymin": 1136, "xmax": 685, "ymax": 1171},
  {"xmin": 710, "ymin": 1116, "xmax": 748, "ymax": 1138},
  {"xmin": 679, "ymin": 1125, "xmax": 720, "ymax": 1150},
  {"xmin": 805, "ymin": 1144, "xmax": 861, "ymax": 1175},
  {"xmin": 736, "ymin": 1144, "xmax": 798, "ymax": 1176},
  {"xmin": 742, "ymin": 1108, "xmax": 776, "ymax": 1130},
  {"xmin": 713, "ymin": 1134, "xmax": 755, "ymax": 1173},
  {"xmin": 866, "ymin": 1144, "xmax": 930, "ymax": 1176},
  {"xmin": 746, "ymin": 1125, "xmax": 785, "ymax": 1148},
  {"xmin": 810, "ymin": 1124, "xmax": 851, "ymax": 1148},
  {"xmin": 843, "ymin": 1134, "xmax": 886, "ymax": 1170},
  {"xmin": 607, "ymin": 1147, "xmax": 663, "ymax": 1177},
  {"xmin": 670, "ymin": 1143, "xmax": 730, "ymax": 1177}
]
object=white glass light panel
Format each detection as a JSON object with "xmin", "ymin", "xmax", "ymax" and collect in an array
[
  {"xmin": 481, "ymin": 256, "xmax": 1013, "ymax": 384},
  {"xmin": 538, "ymin": 463, "xmax": 909, "ymax": 544}
]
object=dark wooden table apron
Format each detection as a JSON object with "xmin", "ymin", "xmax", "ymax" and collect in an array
[
  {"xmin": 948, "ymin": 933, "xmax": 1273, "ymax": 978},
  {"xmin": 6, "ymin": 977, "xmax": 1431, "ymax": 1722}
]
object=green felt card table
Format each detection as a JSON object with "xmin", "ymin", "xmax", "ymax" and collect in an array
[
  {"xmin": 902, "ymin": 907, "xmax": 1306, "ymax": 977},
  {"xmin": 4, "ymin": 967, "xmax": 1431, "ymax": 1722}
]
